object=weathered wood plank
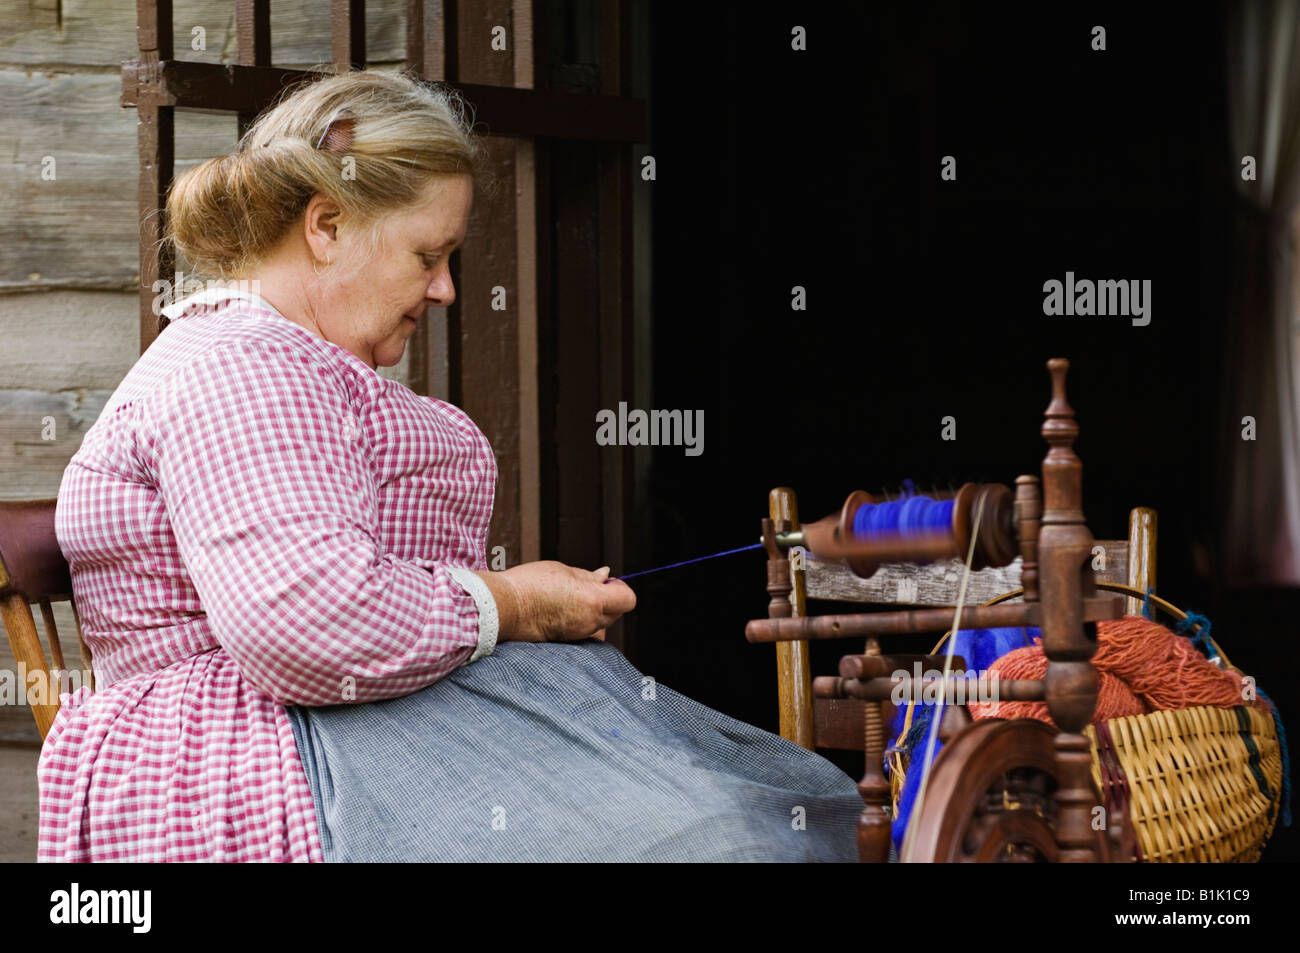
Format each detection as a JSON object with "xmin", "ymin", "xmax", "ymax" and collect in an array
[
  {"xmin": 805, "ymin": 540, "xmax": 1131, "ymax": 606},
  {"xmin": 0, "ymin": 291, "xmax": 138, "ymax": 392},
  {"xmin": 0, "ymin": 70, "xmax": 235, "ymax": 290},
  {"xmin": 0, "ymin": 0, "xmax": 406, "ymax": 67},
  {"xmin": 0, "ymin": 390, "xmax": 111, "ymax": 501}
]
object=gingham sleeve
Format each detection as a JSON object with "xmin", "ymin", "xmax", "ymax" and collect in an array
[{"xmin": 141, "ymin": 339, "xmax": 484, "ymax": 706}]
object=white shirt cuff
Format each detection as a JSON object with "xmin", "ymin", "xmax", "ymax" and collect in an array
[{"xmin": 445, "ymin": 566, "xmax": 500, "ymax": 664}]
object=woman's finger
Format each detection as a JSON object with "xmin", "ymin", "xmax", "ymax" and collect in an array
[{"xmin": 599, "ymin": 577, "xmax": 636, "ymax": 614}]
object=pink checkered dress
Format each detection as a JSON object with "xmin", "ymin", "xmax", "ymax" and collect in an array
[{"xmin": 38, "ymin": 294, "xmax": 498, "ymax": 862}]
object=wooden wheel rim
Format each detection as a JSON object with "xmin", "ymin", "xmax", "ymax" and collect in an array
[{"xmin": 902, "ymin": 718, "xmax": 1062, "ymax": 863}]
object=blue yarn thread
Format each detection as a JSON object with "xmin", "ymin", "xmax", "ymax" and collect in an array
[
  {"xmin": 614, "ymin": 542, "xmax": 763, "ymax": 581},
  {"xmin": 1174, "ymin": 611, "xmax": 1218, "ymax": 663},
  {"xmin": 1141, "ymin": 585, "xmax": 1155, "ymax": 621},
  {"xmin": 614, "ymin": 488, "xmax": 950, "ymax": 582}
]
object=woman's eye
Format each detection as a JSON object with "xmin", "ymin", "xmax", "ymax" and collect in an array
[{"xmin": 419, "ymin": 254, "xmax": 439, "ymax": 268}]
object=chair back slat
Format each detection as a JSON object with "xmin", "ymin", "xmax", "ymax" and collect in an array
[
  {"xmin": 806, "ymin": 541, "xmax": 1132, "ymax": 606},
  {"xmin": 69, "ymin": 601, "xmax": 96, "ymax": 693},
  {"xmin": 0, "ymin": 499, "xmax": 89, "ymax": 740},
  {"xmin": 0, "ymin": 500, "xmax": 73, "ymax": 601},
  {"xmin": 39, "ymin": 600, "xmax": 66, "ymax": 672}
]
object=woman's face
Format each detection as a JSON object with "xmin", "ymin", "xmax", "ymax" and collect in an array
[{"xmin": 315, "ymin": 174, "xmax": 473, "ymax": 369}]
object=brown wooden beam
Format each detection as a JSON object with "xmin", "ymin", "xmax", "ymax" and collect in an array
[
  {"xmin": 457, "ymin": 0, "xmax": 522, "ymax": 572},
  {"xmin": 407, "ymin": 0, "xmax": 458, "ymax": 81},
  {"xmin": 235, "ymin": 0, "xmax": 272, "ymax": 137},
  {"xmin": 404, "ymin": 0, "xmax": 453, "ymax": 403},
  {"xmin": 235, "ymin": 0, "xmax": 272, "ymax": 66},
  {"xmin": 120, "ymin": 60, "xmax": 647, "ymax": 143},
  {"xmin": 597, "ymin": 1, "xmax": 634, "ymax": 653},
  {"xmin": 332, "ymin": 0, "xmax": 367, "ymax": 70},
  {"xmin": 135, "ymin": 0, "xmax": 174, "ymax": 354},
  {"xmin": 513, "ymin": 0, "xmax": 540, "ymax": 564},
  {"xmin": 136, "ymin": 0, "xmax": 173, "ymax": 60}
]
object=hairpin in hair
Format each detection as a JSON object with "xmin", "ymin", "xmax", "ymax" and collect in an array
[{"xmin": 315, "ymin": 110, "xmax": 356, "ymax": 154}]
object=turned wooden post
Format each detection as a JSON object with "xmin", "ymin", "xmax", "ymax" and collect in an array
[
  {"xmin": 856, "ymin": 637, "xmax": 892, "ymax": 862},
  {"xmin": 1014, "ymin": 475, "xmax": 1041, "ymax": 604},
  {"xmin": 767, "ymin": 488, "xmax": 814, "ymax": 749},
  {"xmin": 1037, "ymin": 359, "xmax": 1101, "ymax": 862}
]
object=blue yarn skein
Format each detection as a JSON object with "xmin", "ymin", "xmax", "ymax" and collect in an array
[
  {"xmin": 853, "ymin": 494, "xmax": 954, "ymax": 540},
  {"xmin": 885, "ymin": 626, "xmax": 1040, "ymax": 852}
]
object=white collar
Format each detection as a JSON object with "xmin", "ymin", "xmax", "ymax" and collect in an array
[
  {"xmin": 160, "ymin": 285, "xmax": 286, "ymax": 320},
  {"xmin": 160, "ymin": 284, "xmax": 384, "ymax": 379}
]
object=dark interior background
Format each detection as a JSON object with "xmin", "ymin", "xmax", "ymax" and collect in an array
[{"xmin": 635, "ymin": 0, "xmax": 1297, "ymax": 860}]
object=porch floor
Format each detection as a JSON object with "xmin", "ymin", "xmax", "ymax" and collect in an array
[{"xmin": 0, "ymin": 744, "xmax": 39, "ymax": 863}]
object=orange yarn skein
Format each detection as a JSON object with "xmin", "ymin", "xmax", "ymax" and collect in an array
[{"xmin": 968, "ymin": 615, "xmax": 1246, "ymax": 727}]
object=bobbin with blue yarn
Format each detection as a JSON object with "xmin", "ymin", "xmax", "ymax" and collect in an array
[{"xmin": 810, "ymin": 482, "xmax": 1018, "ymax": 579}]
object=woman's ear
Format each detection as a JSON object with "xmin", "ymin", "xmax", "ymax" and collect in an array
[{"xmin": 303, "ymin": 193, "xmax": 342, "ymax": 262}]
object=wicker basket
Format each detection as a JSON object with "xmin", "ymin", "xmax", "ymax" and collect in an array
[
  {"xmin": 1086, "ymin": 703, "xmax": 1283, "ymax": 862},
  {"xmin": 920, "ymin": 585, "xmax": 1288, "ymax": 862}
]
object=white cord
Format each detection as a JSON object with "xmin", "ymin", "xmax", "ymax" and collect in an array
[{"xmin": 902, "ymin": 493, "xmax": 985, "ymax": 862}]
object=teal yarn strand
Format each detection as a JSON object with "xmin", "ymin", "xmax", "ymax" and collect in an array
[
  {"xmin": 1257, "ymin": 687, "xmax": 1292, "ymax": 828},
  {"xmin": 1174, "ymin": 611, "xmax": 1218, "ymax": 662}
]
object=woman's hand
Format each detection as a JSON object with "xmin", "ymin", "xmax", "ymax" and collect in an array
[{"xmin": 472, "ymin": 561, "xmax": 636, "ymax": 644}]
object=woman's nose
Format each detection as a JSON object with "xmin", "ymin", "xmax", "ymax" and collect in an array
[{"xmin": 426, "ymin": 272, "xmax": 455, "ymax": 308}]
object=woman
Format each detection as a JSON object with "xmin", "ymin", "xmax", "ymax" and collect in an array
[{"xmin": 40, "ymin": 70, "xmax": 864, "ymax": 862}]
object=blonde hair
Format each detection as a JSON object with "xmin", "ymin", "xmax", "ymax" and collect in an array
[{"xmin": 165, "ymin": 69, "xmax": 488, "ymax": 280}]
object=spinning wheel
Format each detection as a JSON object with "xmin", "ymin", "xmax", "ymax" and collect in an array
[
  {"xmin": 903, "ymin": 718, "xmax": 1129, "ymax": 862},
  {"xmin": 747, "ymin": 358, "xmax": 1129, "ymax": 862},
  {"xmin": 747, "ymin": 357, "xmax": 1283, "ymax": 862}
]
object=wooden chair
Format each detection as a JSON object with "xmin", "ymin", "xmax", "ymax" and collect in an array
[
  {"xmin": 0, "ymin": 499, "xmax": 94, "ymax": 740},
  {"xmin": 747, "ymin": 358, "xmax": 1156, "ymax": 862}
]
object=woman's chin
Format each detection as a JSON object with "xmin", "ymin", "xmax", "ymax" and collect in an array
[{"xmin": 374, "ymin": 343, "xmax": 407, "ymax": 368}]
